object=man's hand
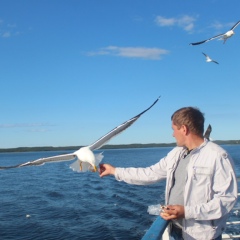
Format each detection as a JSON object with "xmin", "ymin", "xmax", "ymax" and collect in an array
[
  {"xmin": 160, "ymin": 205, "xmax": 185, "ymax": 220},
  {"xmin": 99, "ymin": 164, "xmax": 116, "ymax": 177}
]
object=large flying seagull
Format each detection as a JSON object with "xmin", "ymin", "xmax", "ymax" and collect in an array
[
  {"xmin": 190, "ymin": 20, "xmax": 240, "ymax": 45},
  {"xmin": 0, "ymin": 97, "xmax": 160, "ymax": 172}
]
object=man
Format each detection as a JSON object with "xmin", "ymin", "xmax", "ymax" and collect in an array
[{"xmin": 99, "ymin": 107, "xmax": 238, "ymax": 240}]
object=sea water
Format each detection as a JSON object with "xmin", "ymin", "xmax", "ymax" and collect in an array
[{"xmin": 0, "ymin": 146, "xmax": 239, "ymax": 240}]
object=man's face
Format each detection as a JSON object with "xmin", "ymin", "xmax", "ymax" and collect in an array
[{"xmin": 172, "ymin": 122, "xmax": 185, "ymax": 147}]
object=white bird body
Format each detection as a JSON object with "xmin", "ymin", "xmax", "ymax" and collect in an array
[
  {"xmin": 225, "ymin": 29, "xmax": 234, "ymax": 38},
  {"xmin": 221, "ymin": 30, "xmax": 235, "ymax": 43},
  {"xmin": 190, "ymin": 20, "xmax": 240, "ymax": 45},
  {"xmin": 71, "ymin": 147, "xmax": 103, "ymax": 172},
  {"xmin": 0, "ymin": 97, "xmax": 160, "ymax": 172},
  {"xmin": 74, "ymin": 147, "xmax": 95, "ymax": 167}
]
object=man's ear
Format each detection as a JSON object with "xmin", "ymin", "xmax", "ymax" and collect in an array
[{"xmin": 182, "ymin": 125, "xmax": 189, "ymax": 135}]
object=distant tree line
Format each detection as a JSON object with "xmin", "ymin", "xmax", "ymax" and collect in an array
[{"xmin": 0, "ymin": 140, "xmax": 239, "ymax": 153}]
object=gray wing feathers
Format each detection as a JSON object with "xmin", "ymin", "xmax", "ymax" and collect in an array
[
  {"xmin": 203, "ymin": 124, "xmax": 212, "ymax": 140},
  {"xmin": 190, "ymin": 33, "xmax": 223, "ymax": 45},
  {"xmin": 0, "ymin": 153, "xmax": 76, "ymax": 169},
  {"xmin": 207, "ymin": 33, "xmax": 224, "ymax": 41},
  {"xmin": 89, "ymin": 115, "xmax": 139, "ymax": 151},
  {"xmin": 89, "ymin": 96, "xmax": 160, "ymax": 151}
]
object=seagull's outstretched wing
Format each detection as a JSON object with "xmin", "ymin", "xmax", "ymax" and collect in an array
[
  {"xmin": 212, "ymin": 60, "xmax": 219, "ymax": 65},
  {"xmin": 231, "ymin": 20, "xmax": 240, "ymax": 30},
  {"xmin": 0, "ymin": 153, "xmax": 76, "ymax": 170},
  {"xmin": 88, "ymin": 96, "xmax": 160, "ymax": 151},
  {"xmin": 203, "ymin": 124, "xmax": 212, "ymax": 140},
  {"xmin": 190, "ymin": 33, "xmax": 223, "ymax": 46},
  {"xmin": 202, "ymin": 52, "xmax": 208, "ymax": 58}
]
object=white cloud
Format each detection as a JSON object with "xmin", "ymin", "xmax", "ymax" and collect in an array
[
  {"xmin": 210, "ymin": 20, "xmax": 237, "ymax": 31},
  {"xmin": 2, "ymin": 31, "xmax": 11, "ymax": 38},
  {"xmin": 0, "ymin": 123, "xmax": 55, "ymax": 128},
  {"xmin": 7, "ymin": 23, "xmax": 17, "ymax": 28},
  {"xmin": 210, "ymin": 21, "xmax": 224, "ymax": 30},
  {"xmin": 0, "ymin": 19, "xmax": 19, "ymax": 38},
  {"xmin": 87, "ymin": 46, "xmax": 169, "ymax": 60},
  {"xmin": 0, "ymin": 123, "xmax": 55, "ymax": 133},
  {"xmin": 27, "ymin": 128, "xmax": 52, "ymax": 133},
  {"xmin": 155, "ymin": 15, "xmax": 196, "ymax": 32},
  {"xmin": 155, "ymin": 16, "xmax": 176, "ymax": 26}
]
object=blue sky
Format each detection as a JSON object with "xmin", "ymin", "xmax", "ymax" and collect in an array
[{"xmin": 0, "ymin": 0, "xmax": 240, "ymax": 148}]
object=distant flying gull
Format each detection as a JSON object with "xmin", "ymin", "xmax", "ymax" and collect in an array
[
  {"xmin": 202, "ymin": 52, "xmax": 219, "ymax": 64},
  {"xmin": 0, "ymin": 97, "xmax": 160, "ymax": 172},
  {"xmin": 190, "ymin": 20, "xmax": 240, "ymax": 45}
]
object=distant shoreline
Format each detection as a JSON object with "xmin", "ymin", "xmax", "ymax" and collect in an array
[{"xmin": 0, "ymin": 140, "xmax": 239, "ymax": 153}]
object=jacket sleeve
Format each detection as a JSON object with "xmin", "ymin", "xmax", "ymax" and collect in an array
[
  {"xmin": 185, "ymin": 152, "xmax": 238, "ymax": 220},
  {"xmin": 114, "ymin": 157, "xmax": 168, "ymax": 185}
]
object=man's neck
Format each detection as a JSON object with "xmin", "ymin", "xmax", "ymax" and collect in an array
[{"xmin": 185, "ymin": 136, "xmax": 204, "ymax": 151}]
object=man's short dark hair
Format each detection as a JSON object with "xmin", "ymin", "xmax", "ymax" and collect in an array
[{"xmin": 171, "ymin": 107, "xmax": 205, "ymax": 136}]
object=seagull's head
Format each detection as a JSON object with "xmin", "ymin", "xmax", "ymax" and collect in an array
[{"xmin": 74, "ymin": 147, "xmax": 97, "ymax": 172}]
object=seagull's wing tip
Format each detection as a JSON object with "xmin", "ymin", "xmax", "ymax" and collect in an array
[{"xmin": 231, "ymin": 20, "xmax": 240, "ymax": 30}]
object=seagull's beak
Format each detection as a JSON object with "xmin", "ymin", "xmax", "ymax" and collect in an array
[{"xmin": 90, "ymin": 165, "xmax": 98, "ymax": 172}]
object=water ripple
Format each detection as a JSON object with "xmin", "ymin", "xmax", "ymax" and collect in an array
[{"xmin": 0, "ymin": 146, "xmax": 239, "ymax": 239}]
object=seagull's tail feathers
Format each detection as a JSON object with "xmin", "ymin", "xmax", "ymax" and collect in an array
[
  {"xmin": 223, "ymin": 38, "xmax": 228, "ymax": 44},
  {"xmin": 70, "ymin": 160, "xmax": 92, "ymax": 172},
  {"xmin": 95, "ymin": 152, "xmax": 104, "ymax": 166},
  {"xmin": 89, "ymin": 96, "xmax": 160, "ymax": 151}
]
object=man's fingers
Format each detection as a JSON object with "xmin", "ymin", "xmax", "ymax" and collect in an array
[
  {"xmin": 163, "ymin": 208, "xmax": 177, "ymax": 215},
  {"xmin": 160, "ymin": 212, "xmax": 177, "ymax": 220}
]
